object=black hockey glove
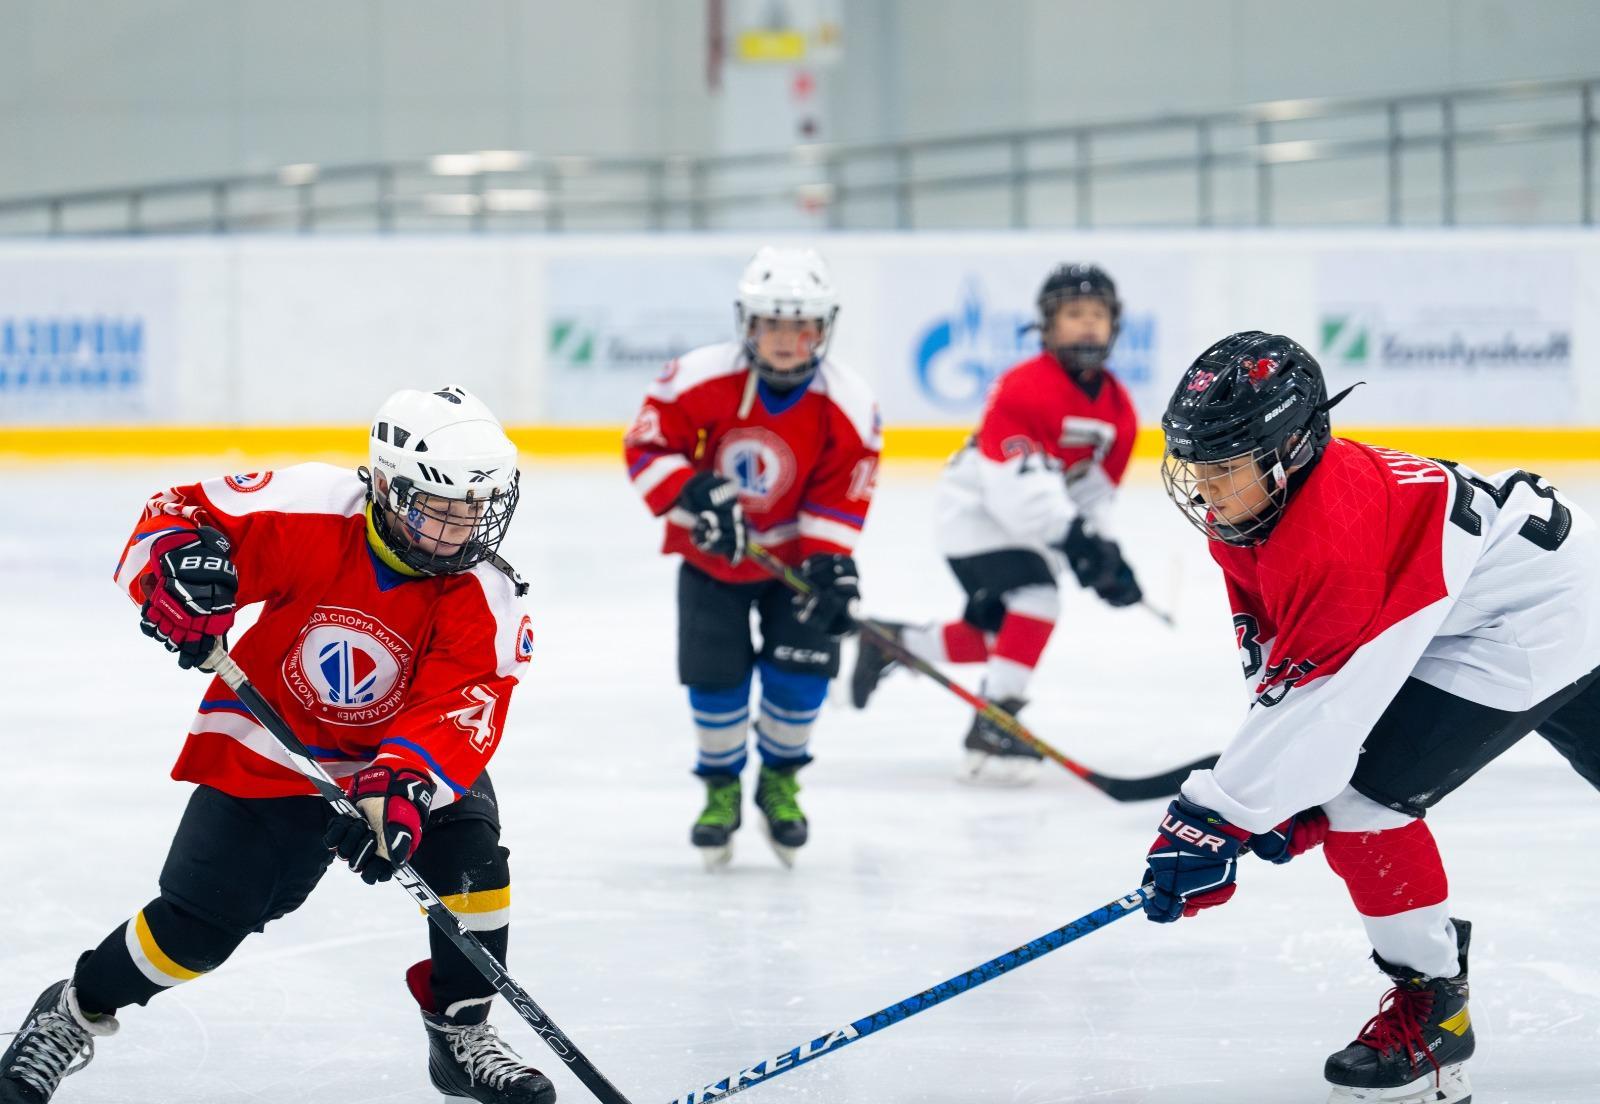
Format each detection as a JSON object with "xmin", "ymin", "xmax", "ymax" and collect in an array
[
  {"xmin": 793, "ymin": 553, "xmax": 860, "ymax": 638},
  {"xmin": 679, "ymin": 472, "xmax": 746, "ymax": 566},
  {"xmin": 1061, "ymin": 517, "xmax": 1142, "ymax": 609},
  {"xmin": 139, "ymin": 526, "xmax": 239, "ymax": 669},
  {"xmin": 323, "ymin": 763, "xmax": 433, "ymax": 884}
]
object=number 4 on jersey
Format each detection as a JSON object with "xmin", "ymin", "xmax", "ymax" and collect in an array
[{"xmin": 447, "ymin": 686, "xmax": 499, "ymax": 752}]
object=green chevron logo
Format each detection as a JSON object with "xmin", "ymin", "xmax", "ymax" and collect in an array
[
  {"xmin": 549, "ymin": 317, "xmax": 596, "ymax": 367},
  {"xmin": 1320, "ymin": 313, "xmax": 1370, "ymax": 366}
]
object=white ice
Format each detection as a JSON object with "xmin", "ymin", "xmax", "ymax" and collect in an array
[{"xmin": 3, "ymin": 458, "xmax": 1599, "ymax": 1104}]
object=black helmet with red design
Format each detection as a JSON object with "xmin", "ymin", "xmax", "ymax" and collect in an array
[{"xmin": 1161, "ymin": 331, "xmax": 1348, "ymax": 546}]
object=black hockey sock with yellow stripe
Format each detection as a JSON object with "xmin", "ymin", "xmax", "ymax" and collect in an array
[
  {"xmin": 408, "ymin": 823, "xmax": 512, "ymax": 1025},
  {"xmin": 72, "ymin": 898, "xmax": 246, "ymax": 1016}
]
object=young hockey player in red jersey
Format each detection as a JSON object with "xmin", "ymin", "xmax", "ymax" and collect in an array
[
  {"xmin": 1140, "ymin": 331, "xmax": 1600, "ymax": 1103},
  {"xmin": 850, "ymin": 263, "xmax": 1143, "ymax": 784},
  {"xmin": 624, "ymin": 246, "xmax": 880, "ymax": 868},
  {"xmin": 1, "ymin": 388, "xmax": 552, "ymax": 1104}
]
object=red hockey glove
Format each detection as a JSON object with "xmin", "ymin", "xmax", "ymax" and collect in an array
[
  {"xmin": 324, "ymin": 763, "xmax": 434, "ymax": 884},
  {"xmin": 139, "ymin": 526, "xmax": 238, "ymax": 669}
]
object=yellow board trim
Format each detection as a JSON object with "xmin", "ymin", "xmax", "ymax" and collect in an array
[
  {"xmin": 6, "ymin": 424, "xmax": 1600, "ymax": 466},
  {"xmin": 133, "ymin": 909, "xmax": 204, "ymax": 983}
]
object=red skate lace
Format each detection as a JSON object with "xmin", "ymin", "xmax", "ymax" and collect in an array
[{"xmin": 1356, "ymin": 985, "xmax": 1440, "ymax": 1077}]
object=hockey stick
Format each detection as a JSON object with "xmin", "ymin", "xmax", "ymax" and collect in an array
[
  {"xmin": 746, "ymin": 542, "xmax": 1217, "ymax": 801},
  {"xmin": 1139, "ymin": 599, "xmax": 1177, "ymax": 628},
  {"xmin": 200, "ymin": 642, "xmax": 636, "ymax": 1104},
  {"xmin": 663, "ymin": 884, "xmax": 1152, "ymax": 1103}
]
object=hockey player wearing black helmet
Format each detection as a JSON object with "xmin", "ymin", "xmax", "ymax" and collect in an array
[
  {"xmin": 1138, "ymin": 329, "xmax": 1600, "ymax": 1103},
  {"xmin": 1036, "ymin": 262, "xmax": 1121, "ymax": 385}
]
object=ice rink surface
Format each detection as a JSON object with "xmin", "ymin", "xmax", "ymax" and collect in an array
[{"xmin": 4, "ymin": 457, "xmax": 1600, "ymax": 1104}]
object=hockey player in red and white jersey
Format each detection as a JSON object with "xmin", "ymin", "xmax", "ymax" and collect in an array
[
  {"xmin": 624, "ymin": 246, "xmax": 880, "ymax": 868},
  {"xmin": 850, "ymin": 263, "xmax": 1143, "ymax": 784},
  {"xmin": 1, "ymin": 389, "xmax": 554, "ymax": 1104},
  {"xmin": 1141, "ymin": 331, "xmax": 1600, "ymax": 1104}
]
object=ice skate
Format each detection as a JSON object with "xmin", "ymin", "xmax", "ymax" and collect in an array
[
  {"xmin": 1325, "ymin": 920, "xmax": 1474, "ymax": 1104},
  {"xmin": 960, "ymin": 698, "xmax": 1042, "ymax": 786},
  {"xmin": 754, "ymin": 764, "xmax": 808, "ymax": 868},
  {"xmin": 691, "ymin": 775, "xmax": 742, "ymax": 870},
  {"xmin": 849, "ymin": 620, "xmax": 907, "ymax": 708},
  {"xmin": 0, "ymin": 980, "xmax": 118, "ymax": 1104},
  {"xmin": 423, "ymin": 1009, "xmax": 556, "ymax": 1104}
]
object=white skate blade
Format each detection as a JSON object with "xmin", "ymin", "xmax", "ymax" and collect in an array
[
  {"xmin": 959, "ymin": 750, "xmax": 1042, "ymax": 787},
  {"xmin": 697, "ymin": 842, "xmax": 733, "ymax": 871},
  {"xmin": 760, "ymin": 819, "xmax": 799, "ymax": 869},
  {"xmin": 1328, "ymin": 1064, "xmax": 1470, "ymax": 1104}
]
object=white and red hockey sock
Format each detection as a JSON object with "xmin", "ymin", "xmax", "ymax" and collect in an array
[
  {"xmin": 1325, "ymin": 819, "xmax": 1459, "ymax": 979},
  {"xmin": 901, "ymin": 620, "xmax": 989, "ymax": 664},
  {"xmin": 982, "ymin": 584, "xmax": 1059, "ymax": 702}
]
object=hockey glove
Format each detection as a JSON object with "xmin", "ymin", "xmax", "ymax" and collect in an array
[
  {"xmin": 324, "ymin": 763, "xmax": 434, "ymax": 884},
  {"xmin": 680, "ymin": 472, "xmax": 746, "ymax": 566},
  {"xmin": 792, "ymin": 553, "xmax": 860, "ymax": 638},
  {"xmin": 1250, "ymin": 806, "xmax": 1330, "ymax": 865},
  {"xmin": 139, "ymin": 526, "xmax": 239, "ymax": 669},
  {"xmin": 1061, "ymin": 518, "xmax": 1142, "ymax": 609},
  {"xmin": 1143, "ymin": 797, "xmax": 1251, "ymax": 923}
]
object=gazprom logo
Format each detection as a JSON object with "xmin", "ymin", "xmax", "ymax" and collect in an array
[
  {"xmin": 912, "ymin": 280, "xmax": 1033, "ymax": 411},
  {"xmin": 0, "ymin": 316, "xmax": 145, "ymax": 392}
]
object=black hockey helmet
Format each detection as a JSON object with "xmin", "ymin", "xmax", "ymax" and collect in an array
[
  {"xmin": 1037, "ymin": 263, "xmax": 1121, "ymax": 375},
  {"xmin": 1161, "ymin": 331, "xmax": 1348, "ymax": 546}
]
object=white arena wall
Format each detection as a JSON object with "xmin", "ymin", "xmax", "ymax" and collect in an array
[{"xmin": 3, "ymin": 230, "xmax": 1599, "ymax": 464}]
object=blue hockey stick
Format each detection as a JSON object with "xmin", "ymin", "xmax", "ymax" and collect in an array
[{"xmin": 664, "ymin": 885, "xmax": 1152, "ymax": 1104}]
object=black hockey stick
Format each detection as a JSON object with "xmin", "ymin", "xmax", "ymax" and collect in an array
[
  {"xmin": 747, "ymin": 542, "xmax": 1217, "ymax": 801},
  {"xmin": 663, "ymin": 884, "xmax": 1152, "ymax": 1103},
  {"xmin": 201, "ymin": 642, "xmax": 635, "ymax": 1104}
]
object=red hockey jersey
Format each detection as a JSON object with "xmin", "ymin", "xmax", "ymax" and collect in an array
[
  {"xmin": 938, "ymin": 351, "xmax": 1139, "ymax": 555},
  {"xmin": 1182, "ymin": 438, "xmax": 1600, "ymax": 832},
  {"xmin": 113, "ymin": 464, "xmax": 532, "ymax": 804},
  {"xmin": 623, "ymin": 341, "xmax": 882, "ymax": 583}
]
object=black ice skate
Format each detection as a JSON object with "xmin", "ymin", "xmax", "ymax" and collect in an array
[
  {"xmin": 1325, "ymin": 919, "xmax": 1474, "ymax": 1104},
  {"xmin": 961, "ymin": 698, "xmax": 1042, "ymax": 786},
  {"xmin": 424, "ymin": 1009, "xmax": 556, "ymax": 1104},
  {"xmin": 691, "ymin": 774, "xmax": 742, "ymax": 870},
  {"xmin": 754, "ymin": 764, "xmax": 808, "ymax": 868},
  {"xmin": 849, "ymin": 620, "xmax": 908, "ymax": 708},
  {"xmin": 0, "ymin": 980, "xmax": 118, "ymax": 1104}
]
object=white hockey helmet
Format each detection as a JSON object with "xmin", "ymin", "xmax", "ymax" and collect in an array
[
  {"xmin": 734, "ymin": 246, "xmax": 840, "ymax": 389},
  {"xmin": 365, "ymin": 386, "xmax": 520, "ymax": 576}
]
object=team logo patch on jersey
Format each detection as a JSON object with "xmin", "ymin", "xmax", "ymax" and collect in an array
[
  {"xmin": 515, "ymin": 615, "xmax": 534, "ymax": 663},
  {"xmin": 282, "ymin": 606, "xmax": 413, "ymax": 726},
  {"xmin": 715, "ymin": 428, "xmax": 796, "ymax": 512},
  {"xmin": 225, "ymin": 472, "xmax": 273, "ymax": 493}
]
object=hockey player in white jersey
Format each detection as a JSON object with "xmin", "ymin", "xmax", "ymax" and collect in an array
[{"xmin": 1139, "ymin": 331, "xmax": 1600, "ymax": 1103}]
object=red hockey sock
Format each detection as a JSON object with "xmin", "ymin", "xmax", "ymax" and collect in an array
[
  {"xmin": 1324, "ymin": 820, "xmax": 1449, "ymax": 918},
  {"xmin": 992, "ymin": 610, "xmax": 1055, "ymax": 671},
  {"xmin": 941, "ymin": 621, "xmax": 989, "ymax": 663}
]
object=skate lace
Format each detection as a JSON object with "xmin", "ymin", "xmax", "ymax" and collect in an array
[
  {"xmin": 2, "ymin": 1011, "xmax": 96, "ymax": 1096},
  {"xmin": 697, "ymin": 782, "xmax": 741, "ymax": 827},
  {"xmin": 1356, "ymin": 985, "xmax": 1439, "ymax": 1076},
  {"xmin": 757, "ymin": 769, "xmax": 802, "ymax": 821},
  {"xmin": 446, "ymin": 1022, "xmax": 535, "ymax": 1090}
]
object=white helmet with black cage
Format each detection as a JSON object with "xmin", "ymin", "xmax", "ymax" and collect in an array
[
  {"xmin": 734, "ymin": 246, "xmax": 840, "ymax": 391},
  {"xmin": 364, "ymin": 386, "xmax": 520, "ymax": 577}
]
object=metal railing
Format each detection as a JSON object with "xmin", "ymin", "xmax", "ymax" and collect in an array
[{"xmin": 0, "ymin": 76, "xmax": 1595, "ymax": 235}]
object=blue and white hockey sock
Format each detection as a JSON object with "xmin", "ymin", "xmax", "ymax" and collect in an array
[
  {"xmin": 754, "ymin": 660, "xmax": 826, "ymax": 769},
  {"xmin": 690, "ymin": 674, "xmax": 752, "ymax": 777}
]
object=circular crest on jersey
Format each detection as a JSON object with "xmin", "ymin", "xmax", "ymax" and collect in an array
[
  {"xmin": 515, "ymin": 614, "xmax": 535, "ymax": 664},
  {"xmin": 714, "ymin": 427, "xmax": 797, "ymax": 512},
  {"xmin": 225, "ymin": 471, "xmax": 273, "ymax": 494},
  {"xmin": 282, "ymin": 606, "xmax": 413, "ymax": 726}
]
